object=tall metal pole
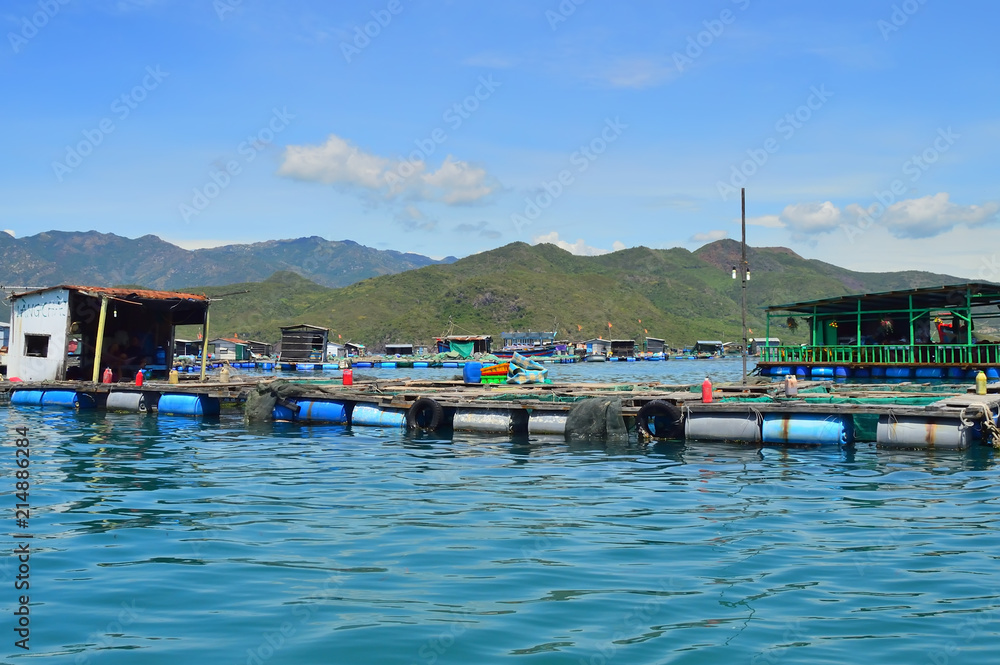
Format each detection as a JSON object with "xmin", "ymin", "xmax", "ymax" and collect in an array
[{"xmin": 741, "ymin": 188, "xmax": 748, "ymax": 387}]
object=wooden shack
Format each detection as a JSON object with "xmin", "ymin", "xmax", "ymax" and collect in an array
[
  {"xmin": 435, "ymin": 335, "xmax": 492, "ymax": 356},
  {"xmin": 244, "ymin": 340, "xmax": 274, "ymax": 357},
  {"xmin": 644, "ymin": 337, "xmax": 666, "ymax": 354},
  {"xmin": 610, "ymin": 339, "xmax": 636, "ymax": 358},
  {"xmin": 209, "ymin": 337, "xmax": 249, "ymax": 361},
  {"xmin": 385, "ymin": 343, "xmax": 414, "ymax": 356},
  {"xmin": 7, "ymin": 285, "xmax": 209, "ymax": 381},
  {"xmin": 278, "ymin": 324, "xmax": 329, "ymax": 363},
  {"xmin": 174, "ymin": 338, "xmax": 202, "ymax": 356}
]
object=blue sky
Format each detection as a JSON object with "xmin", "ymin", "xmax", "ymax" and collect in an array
[{"xmin": 2, "ymin": 0, "xmax": 998, "ymax": 277}]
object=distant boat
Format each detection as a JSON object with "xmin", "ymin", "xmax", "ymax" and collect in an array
[
  {"xmin": 584, "ymin": 353, "xmax": 607, "ymax": 362},
  {"xmin": 494, "ymin": 344, "xmax": 557, "ymax": 359}
]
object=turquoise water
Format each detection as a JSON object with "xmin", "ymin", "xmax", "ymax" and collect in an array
[
  {"xmin": 247, "ymin": 356, "xmax": 757, "ymax": 386},
  {"xmin": 6, "ymin": 359, "xmax": 1000, "ymax": 664}
]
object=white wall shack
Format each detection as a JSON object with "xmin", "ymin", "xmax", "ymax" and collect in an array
[{"xmin": 9, "ymin": 288, "xmax": 71, "ymax": 381}]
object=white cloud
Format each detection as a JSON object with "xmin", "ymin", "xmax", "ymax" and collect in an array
[
  {"xmin": 690, "ymin": 230, "xmax": 728, "ymax": 243},
  {"xmin": 761, "ymin": 193, "xmax": 999, "ymax": 241},
  {"xmin": 420, "ymin": 157, "xmax": 494, "ymax": 204},
  {"xmin": 278, "ymin": 134, "xmax": 497, "ymax": 205},
  {"xmin": 871, "ymin": 193, "xmax": 999, "ymax": 239},
  {"xmin": 532, "ymin": 231, "xmax": 624, "ymax": 256},
  {"xmin": 280, "ymin": 135, "xmax": 388, "ymax": 188},
  {"xmin": 780, "ymin": 201, "xmax": 842, "ymax": 238}
]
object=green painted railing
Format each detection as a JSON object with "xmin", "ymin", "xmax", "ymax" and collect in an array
[{"xmin": 760, "ymin": 345, "xmax": 1000, "ymax": 365}]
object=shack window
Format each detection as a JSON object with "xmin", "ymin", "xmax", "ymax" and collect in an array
[{"xmin": 25, "ymin": 334, "xmax": 50, "ymax": 357}]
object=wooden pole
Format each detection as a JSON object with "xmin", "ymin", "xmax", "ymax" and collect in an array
[
  {"xmin": 91, "ymin": 297, "xmax": 108, "ymax": 383},
  {"xmin": 199, "ymin": 309, "xmax": 210, "ymax": 381},
  {"xmin": 741, "ymin": 188, "xmax": 748, "ymax": 387}
]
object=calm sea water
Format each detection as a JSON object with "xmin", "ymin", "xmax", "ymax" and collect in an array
[
  {"xmin": 254, "ymin": 355, "xmax": 758, "ymax": 386},
  {"xmin": 5, "ymin": 357, "xmax": 1000, "ymax": 664}
]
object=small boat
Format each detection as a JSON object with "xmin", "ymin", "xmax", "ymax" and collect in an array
[
  {"xmin": 584, "ymin": 353, "xmax": 607, "ymax": 362},
  {"xmin": 494, "ymin": 344, "xmax": 557, "ymax": 359}
]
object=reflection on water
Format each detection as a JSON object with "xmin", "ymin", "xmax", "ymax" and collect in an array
[{"xmin": 5, "ymin": 406, "xmax": 1000, "ymax": 664}]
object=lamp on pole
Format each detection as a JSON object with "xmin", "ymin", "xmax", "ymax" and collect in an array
[{"xmin": 730, "ymin": 188, "xmax": 750, "ymax": 387}]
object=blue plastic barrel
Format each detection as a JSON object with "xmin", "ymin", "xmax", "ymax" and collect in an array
[
  {"xmin": 835, "ymin": 367, "xmax": 849, "ymax": 378},
  {"xmin": 915, "ymin": 368, "xmax": 944, "ymax": 379},
  {"xmin": 609, "ymin": 357, "xmax": 619, "ymax": 362},
  {"xmin": 355, "ymin": 362, "xmax": 373, "ymax": 368},
  {"xmin": 811, "ymin": 367, "xmax": 834, "ymax": 377},
  {"xmin": 272, "ymin": 404, "xmax": 296, "ymax": 420},
  {"xmin": 351, "ymin": 403, "xmax": 406, "ymax": 428},
  {"xmin": 772, "ymin": 367, "xmax": 791, "ymax": 376},
  {"xmin": 946, "ymin": 367, "xmax": 964, "ymax": 379},
  {"xmin": 762, "ymin": 414, "xmax": 852, "ymax": 445},
  {"xmin": 157, "ymin": 394, "xmax": 221, "ymax": 416},
  {"xmin": 871, "ymin": 367, "xmax": 886, "ymax": 377},
  {"xmin": 262, "ymin": 362, "xmax": 274, "ymax": 370},
  {"xmin": 413, "ymin": 362, "xmax": 429, "ymax": 368},
  {"xmin": 295, "ymin": 400, "xmax": 348, "ymax": 423},
  {"xmin": 626, "ymin": 357, "xmax": 637, "ymax": 362},
  {"xmin": 321, "ymin": 363, "xmax": 338, "ymax": 370},
  {"xmin": 854, "ymin": 368, "xmax": 870, "ymax": 378},
  {"xmin": 10, "ymin": 390, "xmax": 44, "ymax": 406},
  {"xmin": 296, "ymin": 364, "xmax": 315, "ymax": 371},
  {"xmin": 381, "ymin": 361, "xmax": 397, "ymax": 368},
  {"xmin": 442, "ymin": 362, "xmax": 458, "ymax": 368},
  {"xmin": 41, "ymin": 390, "xmax": 82, "ymax": 408},
  {"xmin": 463, "ymin": 361, "xmax": 483, "ymax": 384},
  {"xmin": 886, "ymin": 367, "xmax": 912, "ymax": 378},
  {"xmin": 988, "ymin": 368, "xmax": 1000, "ymax": 380},
  {"xmin": 795, "ymin": 367, "xmax": 807, "ymax": 377}
]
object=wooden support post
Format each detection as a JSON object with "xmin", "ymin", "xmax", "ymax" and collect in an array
[
  {"xmin": 91, "ymin": 297, "xmax": 109, "ymax": 383},
  {"xmin": 200, "ymin": 309, "xmax": 210, "ymax": 381}
]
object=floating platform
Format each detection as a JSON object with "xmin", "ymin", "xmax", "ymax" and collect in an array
[
  {"xmin": 4, "ymin": 377, "xmax": 999, "ymax": 450},
  {"xmin": 757, "ymin": 363, "xmax": 1000, "ymax": 381}
]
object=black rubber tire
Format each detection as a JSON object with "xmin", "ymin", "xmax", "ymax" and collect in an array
[
  {"xmin": 406, "ymin": 397, "xmax": 444, "ymax": 430},
  {"xmin": 636, "ymin": 400, "xmax": 683, "ymax": 439}
]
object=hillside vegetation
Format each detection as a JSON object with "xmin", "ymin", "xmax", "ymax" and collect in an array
[{"xmin": 179, "ymin": 240, "xmax": 967, "ymax": 349}]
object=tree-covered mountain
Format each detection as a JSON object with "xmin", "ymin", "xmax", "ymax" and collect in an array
[
  {"xmin": 180, "ymin": 240, "xmax": 970, "ymax": 349},
  {"xmin": 0, "ymin": 231, "xmax": 452, "ymax": 290}
]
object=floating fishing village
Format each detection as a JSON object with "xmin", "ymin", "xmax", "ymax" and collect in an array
[
  {"xmin": 4, "ymin": 274, "xmax": 1000, "ymax": 450},
  {"xmin": 10, "ymin": 4, "xmax": 1000, "ymax": 662}
]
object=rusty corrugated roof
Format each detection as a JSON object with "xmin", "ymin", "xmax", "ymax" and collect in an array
[{"xmin": 11, "ymin": 285, "xmax": 209, "ymax": 302}]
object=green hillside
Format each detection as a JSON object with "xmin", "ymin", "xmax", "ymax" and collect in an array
[{"xmin": 179, "ymin": 240, "xmax": 969, "ymax": 350}]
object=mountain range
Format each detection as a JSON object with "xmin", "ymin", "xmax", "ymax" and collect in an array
[
  {"xmin": 174, "ymin": 239, "xmax": 970, "ymax": 348},
  {"xmin": 0, "ymin": 231, "xmax": 453, "ymax": 290}
]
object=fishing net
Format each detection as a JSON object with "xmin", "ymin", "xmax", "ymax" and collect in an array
[
  {"xmin": 564, "ymin": 397, "xmax": 628, "ymax": 442},
  {"xmin": 244, "ymin": 378, "xmax": 373, "ymax": 421}
]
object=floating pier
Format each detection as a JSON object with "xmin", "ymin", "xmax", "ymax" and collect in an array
[{"xmin": 4, "ymin": 376, "xmax": 1000, "ymax": 450}]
